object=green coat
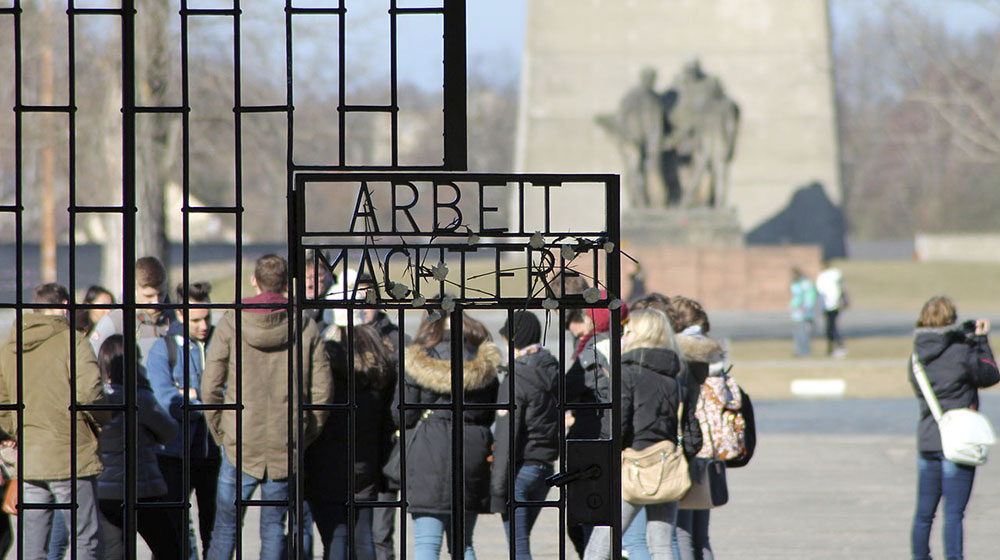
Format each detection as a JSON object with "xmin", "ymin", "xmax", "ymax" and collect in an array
[
  {"xmin": 202, "ymin": 308, "xmax": 333, "ymax": 480},
  {"xmin": 0, "ymin": 314, "xmax": 107, "ymax": 480}
]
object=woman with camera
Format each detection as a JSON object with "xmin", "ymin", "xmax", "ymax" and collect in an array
[{"xmin": 909, "ymin": 296, "xmax": 999, "ymax": 560}]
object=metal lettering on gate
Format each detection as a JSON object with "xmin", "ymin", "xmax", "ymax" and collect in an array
[{"xmin": 292, "ymin": 172, "xmax": 625, "ymax": 559}]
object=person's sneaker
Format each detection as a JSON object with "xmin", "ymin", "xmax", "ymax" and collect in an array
[{"xmin": 832, "ymin": 348, "xmax": 848, "ymax": 359}]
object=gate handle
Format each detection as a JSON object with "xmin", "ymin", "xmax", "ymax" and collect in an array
[{"xmin": 545, "ymin": 464, "xmax": 603, "ymax": 488}]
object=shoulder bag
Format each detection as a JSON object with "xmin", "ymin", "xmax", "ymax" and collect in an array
[
  {"xmin": 679, "ymin": 415, "xmax": 729, "ymax": 510},
  {"xmin": 1, "ymin": 445, "xmax": 17, "ymax": 515},
  {"xmin": 621, "ymin": 400, "xmax": 691, "ymax": 504},
  {"xmin": 911, "ymin": 354, "xmax": 996, "ymax": 466},
  {"xmin": 382, "ymin": 410, "xmax": 431, "ymax": 488}
]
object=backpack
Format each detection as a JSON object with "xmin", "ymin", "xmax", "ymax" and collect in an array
[
  {"xmin": 725, "ymin": 387, "xmax": 756, "ymax": 468},
  {"xmin": 697, "ymin": 367, "xmax": 756, "ymax": 468}
]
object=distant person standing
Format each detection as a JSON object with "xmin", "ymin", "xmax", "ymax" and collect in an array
[
  {"xmin": 49, "ymin": 285, "xmax": 117, "ymax": 560},
  {"xmin": 397, "ymin": 311, "xmax": 500, "ymax": 560},
  {"xmin": 75, "ymin": 285, "xmax": 115, "ymax": 336},
  {"xmin": 788, "ymin": 268, "xmax": 817, "ymax": 357},
  {"xmin": 908, "ymin": 296, "xmax": 998, "ymax": 560},
  {"xmin": 491, "ymin": 311, "xmax": 560, "ymax": 560},
  {"xmin": 354, "ymin": 273, "xmax": 409, "ymax": 560},
  {"xmin": 815, "ymin": 262, "xmax": 847, "ymax": 358},
  {"xmin": 90, "ymin": 256, "xmax": 173, "ymax": 365},
  {"xmin": 94, "ymin": 335, "xmax": 181, "ymax": 559},
  {"xmin": 146, "ymin": 282, "xmax": 220, "ymax": 558},
  {"xmin": 0, "ymin": 283, "xmax": 108, "ymax": 560},
  {"xmin": 303, "ymin": 248, "xmax": 335, "ymax": 331},
  {"xmin": 201, "ymin": 254, "xmax": 333, "ymax": 560}
]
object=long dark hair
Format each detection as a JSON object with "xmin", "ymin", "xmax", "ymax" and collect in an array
[
  {"xmin": 411, "ymin": 311, "xmax": 491, "ymax": 351},
  {"xmin": 98, "ymin": 334, "xmax": 125, "ymax": 385},
  {"xmin": 76, "ymin": 285, "xmax": 113, "ymax": 334},
  {"xmin": 352, "ymin": 324, "xmax": 395, "ymax": 391}
]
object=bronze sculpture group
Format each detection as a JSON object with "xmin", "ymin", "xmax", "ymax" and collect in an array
[{"xmin": 598, "ymin": 59, "xmax": 740, "ymax": 210}]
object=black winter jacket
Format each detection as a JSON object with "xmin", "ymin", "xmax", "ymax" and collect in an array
[
  {"xmin": 304, "ymin": 340, "xmax": 395, "ymax": 502},
  {"xmin": 490, "ymin": 348, "xmax": 561, "ymax": 511},
  {"xmin": 97, "ymin": 383, "xmax": 177, "ymax": 500},
  {"xmin": 395, "ymin": 337, "xmax": 501, "ymax": 514},
  {"xmin": 608, "ymin": 347, "xmax": 702, "ymax": 457},
  {"xmin": 909, "ymin": 325, "xmax": 999, "ymax": 452}
]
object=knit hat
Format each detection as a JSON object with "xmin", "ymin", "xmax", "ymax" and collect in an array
[{"xmin": 499, "ymin": 311, "xmax": 542, "ymax": 350}]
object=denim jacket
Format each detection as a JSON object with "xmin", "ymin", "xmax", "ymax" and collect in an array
[{"xmin": 147, "ymin": 331, "xmax": 220, "ymax": 460}]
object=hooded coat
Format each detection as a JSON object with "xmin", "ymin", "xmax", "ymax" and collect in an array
[
  {"xmin": 395, "ymin": 338, "xmax": 501, "ymax": 514},
  {"xmin": 97, "ymin": 382, "xmax": 177, "ymax": 500},
  {"xmin": 202, "ymin": 298, "xmax": 333, "ymax": 480},
  {"xmin": 0, "ymin": 313, "xmax": 107, "ymax": 480},
  {"xmin": 610, "ymin": 347, "xmax": 702, "ymax": 458},
  {"xmin": 908, "ymin": 324, "xmax": 999, "ymax": 452},
  {"xmin": 490, "ymin": 348, "xmax": 561, "ymax": 511}
]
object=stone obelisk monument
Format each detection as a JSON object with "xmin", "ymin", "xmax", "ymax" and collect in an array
[{"xmin": 514, "ymin": 0, "xmax": 841, "ymax": 243}]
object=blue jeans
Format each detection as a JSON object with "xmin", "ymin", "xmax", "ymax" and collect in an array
[
  {"xmin": 502, "ymin": 463, "xmax": 553, "ymax": 559},
  {"xmin": 206, "ymin": 455, "xmax": 289, "ymax": 560},
  {"xmin": 47, "ymin": 513, "xmax": 68, "ymax": 560},
  {"xmin": 912, "ymin": 451, "xmax": 976, "ymax": 560},
  {"xmin": 412, "ymin": 512, "xmax": 478, "ymax": 560},
  {"xmin": 792, "ymin": 320, "xmax": 811, "ymax": 356},
  {"xmin": 584, "ymin": 499, "xmax": 677, "ymax": 560},
  {"xmin": 675, "ymin": 509, "xmax": 712, "ymax": 560},
  {"xmin": 307, "ymin": 497, "xmax": 375, "ymax": 560},
  {"xmin": 622, "ymin": 507, "xmax": 649, "ymax": 560}
]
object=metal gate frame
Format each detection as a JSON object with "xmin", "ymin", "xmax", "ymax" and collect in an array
[
  {"xmin": 4, "ymin": 2, "xmax": 626, "ymax": 559},
  {"xmin": 291, "ymin": 172, "xmax": 624, "ymax": 560}
]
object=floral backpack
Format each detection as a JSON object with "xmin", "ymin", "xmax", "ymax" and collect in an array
[{"xmin": 695, "ymin": 367, "xmax": 756, "ymax": 468}]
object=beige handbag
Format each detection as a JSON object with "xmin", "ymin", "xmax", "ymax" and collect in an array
[{"xmin": 621, "ymin": 401, "xmax": 691, "ymax": 504}]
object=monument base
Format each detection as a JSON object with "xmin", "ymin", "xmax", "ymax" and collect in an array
[
  {"xmin": 620, "ymin": 207, "xmax": 744, "ymax": 248},
  {"xmin": 614, "ymin": 208, "xmax": 821, "ymax": 310}
]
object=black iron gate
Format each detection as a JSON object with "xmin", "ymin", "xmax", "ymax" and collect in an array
[
  {"xmin": 3, "ymin": 2, "xmax": 624, "ymax": 559},
  {"xmin": 293, "ymin": 172, "xmax": 624, "ymax": 558}
]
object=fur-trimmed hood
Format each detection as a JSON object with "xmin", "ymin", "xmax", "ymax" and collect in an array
[
  {"xmin": 676, "ymin": 333, "xmax": 725, "ymax": 364},
  {"xmin": 404, "ymin": 342, "xmax": 502, "ymax": 393},
  {"xmin": 913, "ymin": 324, "xmax": 970, "ymax": 364}
]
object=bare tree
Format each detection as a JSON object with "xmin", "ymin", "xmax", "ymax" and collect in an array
[
  {"xmin": 134, "ymin": 0, "xmax": 180, "ymax": 267},
  {"xmin": 834, "ymin": 0, "xmax": 1000, "ymax": 238}
]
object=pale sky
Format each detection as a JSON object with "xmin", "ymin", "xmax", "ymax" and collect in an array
[{"xmin": 414, "ymin": 0, "xmax": 999, "ymax": 91}]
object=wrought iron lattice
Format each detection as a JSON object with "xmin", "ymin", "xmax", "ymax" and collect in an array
[
  {"xmin": 292, "ymin": 172, "xmax": 625, "ymax": 559},
  {"xmin": 2, "ymin": 2, "xmax": 624, "ymax": 559}
]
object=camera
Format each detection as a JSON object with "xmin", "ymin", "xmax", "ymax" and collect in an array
[{"xmin": 961, "ymin": 319, "xmax": 977, "ymax": 336}]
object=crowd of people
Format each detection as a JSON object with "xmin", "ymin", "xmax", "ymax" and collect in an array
[{"xmin": 0, "ymin": 251, "xmax": 994, "ymax": 560}]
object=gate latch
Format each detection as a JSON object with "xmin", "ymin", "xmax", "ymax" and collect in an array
[
  {"xmin": 552, "ymin": 439, "xmax": 613, "ymax": 526},
  {"xmin": 545, "ymin": 464, "xmax": 602, "ymax": 488}
]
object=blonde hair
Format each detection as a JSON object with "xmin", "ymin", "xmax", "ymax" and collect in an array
[
  {"xmin": 917, "ymin": 296, "xmax": 957, "ymax": 328},
  {"xmin": 623, "ymin": 309, "xmax": 680, "ymax": 355}
]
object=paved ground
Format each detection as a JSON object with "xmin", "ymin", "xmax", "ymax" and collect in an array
[
  {"xmin": 454, "ymin": 396, "xmax": 1000, "ymax": 560},
  {"xmin": 5, "ymin": 308, "xmax": 1000, "ymax": 558},
  {"xmin": 16, "ymin": 396, "xmax": 996, "ymax": 559}
]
